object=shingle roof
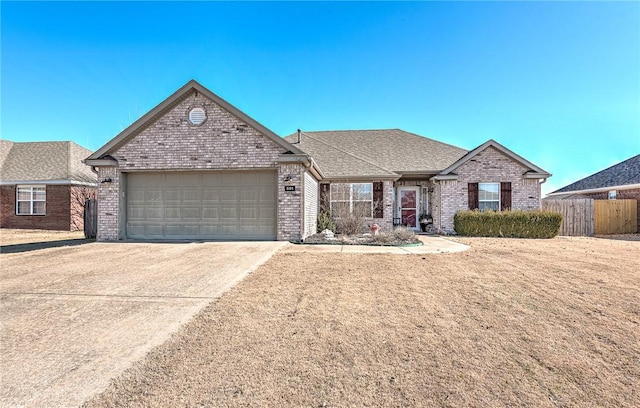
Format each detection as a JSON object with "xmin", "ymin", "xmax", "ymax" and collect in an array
[
  {"xmin": 552, "ymin": 154, "xmax": 640, "ymax": 193},
  {"xmin": 283, "ymin": 129, "xmax": 468, "ymax": 178},
  {"xmin": 0, "ymin": 140, "xmax": 97, "ymax": 184}
]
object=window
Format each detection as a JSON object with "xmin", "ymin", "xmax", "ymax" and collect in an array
[
  {"xmin": 478, "ymin": 182, "xmax": 500, "ymax": 211},
  {"xmin": 330, "ymin": 183, "xmax": 373, "ymax": 217},
  {"xmin": 608, "ymin": 190, "xmax": 617, "ymax": 200},
  {"xmin": 16, "ymin": 185, "xmax": 46, "ymax": 215}
]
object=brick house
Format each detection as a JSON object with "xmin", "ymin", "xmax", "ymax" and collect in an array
[
  {"xmin": 285, "ymin": 131, "xmax": 550, "ymax": 235},
  {"xmin": 546, "ymin": 154, "xmax": 640, "ymax": 230},
  {"xmin": 85, "ymin": 80, "xmax": 550, "ymax": 241},
  {"xmin": 0, "ymin": 140, "xmax": 97, "ymax": 231}
]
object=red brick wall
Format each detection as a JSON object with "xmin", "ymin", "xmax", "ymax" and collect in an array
[
  {"xmin": 0, "ymin": 185, "xmax": 72, "ymax": 231},
  {"xmin": 583, "ymin": 188, "xmax": 640, "ymax": 231}
]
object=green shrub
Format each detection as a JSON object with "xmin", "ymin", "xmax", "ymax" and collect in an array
[
  {"xmin": 454, "ymin": 210, "xmax": 562, "ymax": 238},
  {"xmin": 317, "ymin": 210, "xmax": 336, "ymax": 233}
]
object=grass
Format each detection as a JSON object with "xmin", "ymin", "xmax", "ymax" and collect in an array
[
  {"xmin": 84, "ymin": 236, "xmax": 639, "ymax": 407},
  {"xmin": 0, "ymin": 228, "xmax": 85, "ymax": 246}
]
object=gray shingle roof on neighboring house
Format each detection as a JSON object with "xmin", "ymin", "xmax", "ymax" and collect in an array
[
  {"xmin": 0, "ymin": 140, "xmax": 97, "ymax": 185},
  {"xmin": 551, "ymin": 154, "xmax": 640, "ymax": 194},
  {"xmin": 283, "ymin": 129, "xmax": 468, "ymax": 179}
]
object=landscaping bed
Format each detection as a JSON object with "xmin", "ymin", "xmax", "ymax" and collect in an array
[{"xmin": 303, "ymin": 229, "xmax": 422, "ymax": 246}]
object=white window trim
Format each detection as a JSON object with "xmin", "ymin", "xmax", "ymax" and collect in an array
[
  {"xmin": 16, "ymin": 185, "xmax": 46, "ymax": 215},
  {"xmin": 330, "ymin": 182, "xmax": 374, "ymax": 217},
  {"xmin": 608, "ymin": 190, "xmax": 617, "ymax": 200},
  {"xmin": 478, "ymin": 182, "xmax": 500, "ymax": 211}
]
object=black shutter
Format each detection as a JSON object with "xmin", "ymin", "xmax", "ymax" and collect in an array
[
  {"xmin": 468, "ymin": 183, "xmax": 479, "ymax": 210},
  {"xmin": 373, "ymin": 181, "xmax": 384, "ymax": 218},
  {"xmin": 320, "ymin": 183, "xmax": 330, "ymax": 213},
  {"xmin": 500, "ymin": 182, "xmax": 512, "ymax": 211}
]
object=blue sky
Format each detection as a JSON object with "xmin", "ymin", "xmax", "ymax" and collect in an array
[{"xmin": 2, "ymin": 1, "xmax": 638, "ymax": 195}]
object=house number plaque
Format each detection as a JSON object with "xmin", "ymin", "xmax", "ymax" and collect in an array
[{"xmin": 284, "ymin": 186, "xmax": 296, "ymax": 191}]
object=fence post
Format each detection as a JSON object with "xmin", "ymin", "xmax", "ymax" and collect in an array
[{"xmin": 84, "ymin": 199, "xmax": 97, "ymax": 239}]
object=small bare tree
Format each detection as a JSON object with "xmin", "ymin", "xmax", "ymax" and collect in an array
[
  {"xmin": 70, "ymin": 186, "xmax": 97, "ymax": 232},
  {"xmin": 330, "ymin": 184, "xmax": 382, "ymax": 235}
]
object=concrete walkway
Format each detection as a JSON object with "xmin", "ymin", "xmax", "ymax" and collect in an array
[{"xmin": 283, "ymin": 235, "xmax": 469, "ymax": 254}]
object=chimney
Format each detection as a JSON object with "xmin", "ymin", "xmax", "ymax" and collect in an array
[{"xmin": 297, "ymin": 129, "xmax": 301, "ymax": 144}]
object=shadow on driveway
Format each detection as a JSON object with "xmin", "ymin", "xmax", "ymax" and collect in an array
[{"xmin": 0, "ymin": 239, "xmax": 95, "ymax": 254}]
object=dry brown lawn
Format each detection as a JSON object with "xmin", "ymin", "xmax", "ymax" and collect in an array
[
  {"xmin": 0, "ymin": 228, "xmax": 85, "ymax": 246},
  {"xmin": 85, "ymin": 237, "xmax": 639, "ymax": 408}
]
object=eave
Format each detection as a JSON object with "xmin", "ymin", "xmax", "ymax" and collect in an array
[{"xmin": 546, "ymin": 183, "xmax": 640, "ymax": 196}]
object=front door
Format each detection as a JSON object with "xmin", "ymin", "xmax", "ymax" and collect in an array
[{"xmin": 398, "ymin": 187, "xmax": 420, "ymax": 229}]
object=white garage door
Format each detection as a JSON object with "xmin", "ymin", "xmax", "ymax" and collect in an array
[{"xmin": 126, "ymin": 171, "xmax": 277, "ymax": 240}]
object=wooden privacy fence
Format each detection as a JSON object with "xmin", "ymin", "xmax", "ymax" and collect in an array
[
  {"xmin": 542, "ymin": 198, "xmax": 638, "ymax": 236},
  {"xmin": 594, "ymin": 199, "xmax": 637, "ymax": 235},
  {"xmin": 543, "ymin": 198, "xmax": 594, "ymax": 236},
  {"xmin": 84, "ymin": 199, "xmax": 97, "ymax": 239}
]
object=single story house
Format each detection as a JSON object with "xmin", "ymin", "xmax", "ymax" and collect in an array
[
  {"xmin": 85, "ymin": 80, "xmax": 551, "ymax": 241},
  {"xmin": 0, "ymin": 140, "xmax": 97, "ymax": 231},
  {"xmin": 546, "ymin": 154, "xmax": 640, "ymax": 229}
]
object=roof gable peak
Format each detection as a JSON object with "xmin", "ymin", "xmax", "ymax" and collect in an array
[
  {"xmin": 436, "ymin": 139, "xmax": 550, "ymax": 178},
  {"xmin": 87, "ymin": 80, "xmax": 302, "ymax": 161}
]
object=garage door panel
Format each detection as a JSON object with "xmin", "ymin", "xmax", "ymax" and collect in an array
[
  {"xmin": 129, "ymin": 190, "xmax": 145, "ymax": 202},
  {"xmin": 127, "ymin": 171, "xmax": 276, "ymax": 240},
  {"xmin": 240, "ymin": 208, "xmax": 256, "ymax": 219},
  {"xmin": 145, "ymin": 225, "xmax": 164, "ymax": 237},
  {"xmin": 165, "ymin": 208, "xmax": 181, "ymax": 220},
  {"xmin": 183, "ymin": 189, "xmax": 201, "ymax": 201},
  {"xmin": 145, "ymin": 190, "xmax": 162, "ymax": 202},
  {"xmin": 165, "ymin": 225, "xmax": 184, "ymax": 236},
  {"xmin": 128, "ymin": 224, "xmax": 145, "ymax": 236},
  {"xmin": 220, "ymin": 207, "xmax": 237, "ymax": 219},
  {"xmin": 179, "ymin": 207, "xmax": 198, "ymax": 219},
  {"xmin": 164, "ymin": 189, "xmax": 181, "ymax": 202},
  {"xmin": 146, "ymin": 207, "xmax": 164, "ymax": 220},
  {"xmin": 128, "ymin": 208, "xmax": 145, "ymax": 220},
  {"xmin": 202, "ymin": 208, "xmax": 218, "ymax": 219}
]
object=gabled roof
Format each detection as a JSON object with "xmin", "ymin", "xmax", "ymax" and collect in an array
[
  {"xmin": 434, "ymin": 139, "xmax": 551, "ymax": 180},
  {"xmin": 0, "ymin": 140, "xmax": 97, "ymax": 185},
  {"xmin": 550, "ymin": 154, "xmax": 640, "ymax": 194},
  {"xmin": 86, "ymin": 79, "xmax": 303, "ymax": 162},
  {"xmin": 283, "ymin": 129, "xmax": 468, "ymax": 179}
]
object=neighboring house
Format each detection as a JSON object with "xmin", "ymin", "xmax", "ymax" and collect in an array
[
  {"xmin": 546, "ymin": 154, "xmax": 640, "ymax": 229},
  {"xmin": 85, "ymin": 80, "xmax": 550, "ymax": 242},
  {"xmin": 0, "ymin": 140, "xmax": 97, "ymax": 231}
]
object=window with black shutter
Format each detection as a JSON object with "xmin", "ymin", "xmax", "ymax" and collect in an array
[
  {"xmin": 373, "ymin": 181, "xmax": 384, "ymax": 218},
  {"xmin": 500, "ymin": 182, "xmax": 512, "ymax": 210},
  {"xmin": 468, "ymin": 183, "xmax": 479, "ymax": 210}
]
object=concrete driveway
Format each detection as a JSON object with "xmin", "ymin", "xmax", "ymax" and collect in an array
[{"xmin": 0, "ymin": 241, "xmax": 286, "ymax": 408}]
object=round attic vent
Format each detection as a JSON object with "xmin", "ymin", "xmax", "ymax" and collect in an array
[{"xmin": 189, "ymin": 107, "xmax": 206, "ymax": 125}]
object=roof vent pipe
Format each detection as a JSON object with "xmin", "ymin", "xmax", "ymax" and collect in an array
[{"xmin": 297, "ymin": 129, "xmax": 301, "ymax": 144}]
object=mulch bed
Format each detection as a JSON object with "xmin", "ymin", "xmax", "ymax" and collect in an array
[{"xmin": 302, "ymin": 232, "xmax": 422, "ymax": 246}]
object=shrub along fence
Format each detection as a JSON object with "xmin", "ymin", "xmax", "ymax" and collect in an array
[{"xmin": 454, "ymin": 210, "xmax": 562, "ymax": 238}]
